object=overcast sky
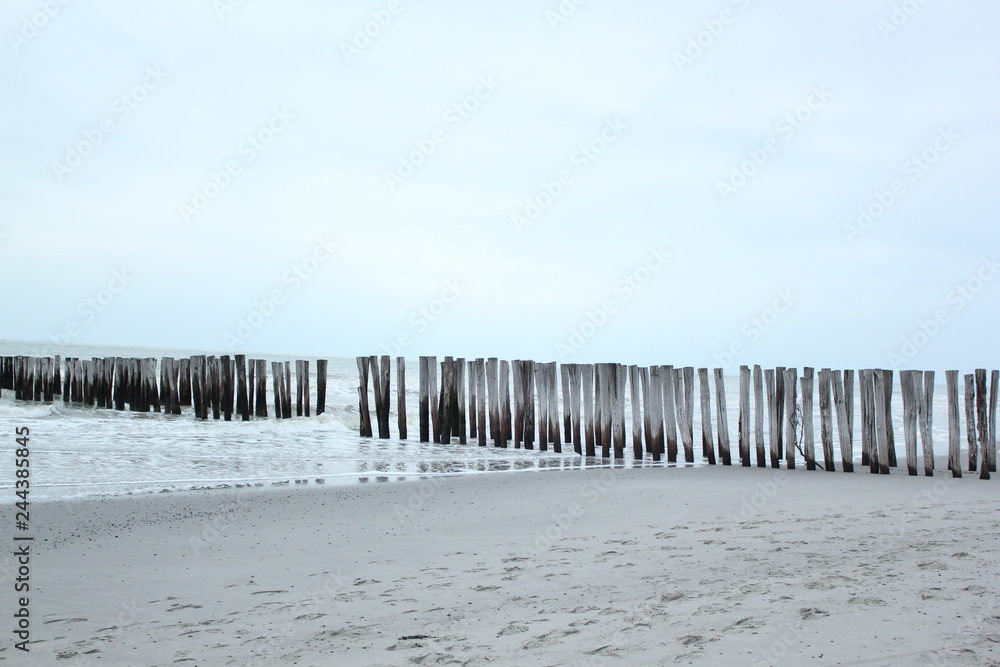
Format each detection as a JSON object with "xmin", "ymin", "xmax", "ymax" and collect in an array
[{"xmin": 1, "ymin": 0, "xmax": 997, "ymax": 372}]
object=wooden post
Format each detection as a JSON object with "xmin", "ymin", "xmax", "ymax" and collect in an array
[
  {"xmin": 535, "ymin": 363, "xmax": 548, "ymax": 452},
  {"xmin": 843, "ymin": 369, "xmax": 855, "ymax": 449},
  {"xmin": 753, "ymin": 365, "xmax": 765, "ymax": 468},
  {"xmin": 680, "ymin": 367, "xmax": 696, "ymax": 463},
  {"xmin": 512, "ymin": 360, "xmax": 523, "ymax": 448},
  {"xmin": 874, "ymin": 369, "xmax": 891, "ymax": 474},
  {"xmin": 614, "ymin": 364, "xmax": 627, "ymax": 459},
  {"xmin": 832, "ymin": 370, "xmax": 853, "ymax": 473},
  {"xmin": 296, "ymin": 360, "xmax": 304, "ymax": 417},
  {"xmin": 440, "ymin": 358, "xmax": 454, "ymax": 444},
  {"xmin": 569, "ymin": 364, "xmax": 583, "ymax": 455},
  {"xmin": 600, "ymin": 364, "xmax": 612, "ymax": 458},
  {"xmin": 486, "ymin": 358, "xmax": 499, "ymax": 446},
  {"xmin": 739, "ymin": 365, "xmax": 751, "ymax": 467},
  {"xmin": 235, "ymin": 355, "xmax": 248, "ymax": 421},
  {"xmin": 715, "ymin": 368, "xmax": 732, "ymax": 466},
  {"xmin": 379, "ymin": 356, "xmax": 390, "ymax": 436},
  {"xmin": 630, "ymin": 365, "xmax": 643, "ymax": 459},
  {"xmin": 964, "ymin": 373, "xmax": 977, "ymax": 472},
  {"xmin": 775, "ymin": 366, "xmax": 785, "ymax": 459},
  {"xmin": 561, "ymin": 363, "xmax": 572, "ymax": 445},
  {"xmin": 191, "ymin": 356, "xmax": 205, "ymax": 420},
  {"xmin": 860, "ymin": 369, "xmax": 872, "ymax": 470},
  {"xmin": 582, "ymin": 364, "xmax": 595, "ymax": 457},
  {"xmin": 946, "ymin": 370, "xmax": 962, "ymax": 477},
  {"xmin": 884, "ymin": 370, "xmax": 897, "ymax": 467},
  {"xmin": 976, "ymin": 369, "xmax": 988, "ymax": 476},
  {"xmin": 397, "ymin": 357, "xmax": 407, "ymax": 439},
  {"xmin": 919, "ymin": 370, "xmax": 935, "ymax": 476},
  {"xmin": 419, "ymin": 356, "xmax": 430, "ymax": 442},
  {"xmin": 818, "ymin": 369, "xmax": 835, "ymax": 471},
  {"xmin": 662, "ymin": 365, "xmax": 678, "ymax": 463},
  {"xmin": 801, "ymin": 368, "xmax": 816, "ymax": 470},
  {"xmin": 698, "ymin": 368, "xmax": 715, "ymax": 464},
  {"xmin": 220, "ymin": 355, "xmax": 233, "ymax": 421},
  {"xmin": 469, "ymin": 361, "xmax": 479, "ymax": 441},
  {"xmin": 499, "ymin": 359, "xmax": 511, "ymax": 448},
  {"xmin": 900, "ymin": 370, "xmax": 919, "ymax": 476},
  {"xmin": 456, "ymin": 358, "xmax": 467, "ymax": 445},
  {"xmin": 476, "ymin": 359, "xmax": 487, "ymax": 447},
  {"xmin": 428, "ymin": 356, "xmax": 440, "ymax": 443},
  {"xmin": 255, "ymin": 359, "xmax": 268, "ymax": 418},
  {"xmin": 315, "ymin": 359, "xmax": 327, "ymax": 416},
  {"xmin": 522, "ymin": 360, "xmax": 535, "ymax": 450},
  {"xmin": 649, "ymin": 365, "xmax": 663, "ymax": 462},
  {"xmin": 765, "ymin": 369, "xmax": 778, "ymax": 469},
  {"xmin": 283, "ymin": 361, "xmax": 292, "ymax": 418},
  {"xmin": 989, "ymin": 370, "xmax": 999, "ymax": 474},
  {"xmin": 357, "ymin": 356, "xmax": 372, "ymax": 436},
  {"xmin": 783, "ymin": 368, "xmax": 796, "ymax": 470},
  {"xmin": 273, "ymin": 362, "xmax": 283, "ymax": 419}
]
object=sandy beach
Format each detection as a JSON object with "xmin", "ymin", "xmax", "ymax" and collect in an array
[{"xmin": 8, "ymin": 465, "xmax": 1000, "ymax": 666}]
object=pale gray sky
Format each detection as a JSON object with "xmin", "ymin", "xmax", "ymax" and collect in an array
[{"xmin": 2, "ymin": 0, "xmax": 998, "ymax": 372}]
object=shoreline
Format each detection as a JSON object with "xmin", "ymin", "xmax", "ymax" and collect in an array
[{"xmin": 9, "ymin": 466, "xmax": 1000, "ymax": 665}]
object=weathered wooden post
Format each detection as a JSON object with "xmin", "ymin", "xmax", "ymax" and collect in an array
[
  {"xmin": 782, "ymin": 368, "xmax": 796, "ymax": 470},
  {"xmin": 486, "ymin": 358, "xmax": 500, "ymax": 446},
  {"xmin": 255, "ymin": 359, "xmax": 268, "ymax": 418},
  {"xmin": 582, "ymin": 364, "xmax": 595, "ymax": 457},
  {"xmin": 429, "ymin": 356, "xmax": 441, "ymax": 443},
  {"xmin": 370, "ymin": 355, "xmax": 385, "ymax": 433},
  {"xmin": 316, "ymin": 359, "xmax": 327, "ymax": 417},
  {"xmin": 752, "ymin": 365, "xmax": 765, "ymax": 467},
  {"xmin": 946, "ymin": 370, "xmax": 961, "ymax": 477},
  {"xmin": 235, "ymin": 355, "xmax": 249, "ymax": 421},
  {"xmin": 548, "ymin": 362, "xmax": 561, "ymax": 451},
  {"xmin": 535, "ymin": 363, "xmax": 548, "ymax": 452},
  {"xmin": 282, "ymin": 360, "xmax": 292, "ymax": 419},
  {"xmin": 964, "ymin": 373, "xmax": 977, "ymax": 472},
  {"xmin": 765, "ymin": 369, "xmax": 778, "ymax": 468},
  {"xmin": 715, "ymin": 368, "xmax": 732, "ymax": 466},
  {"xmin": 357, "ymin": 356, "xmax": 372, "ymax": 436},
  {"xmin": 775, "ymin": 366, "xmax": 785, "ymax": 459},
  {"xmin": 566, "ymin": 364, "xmax": 581, "ymax": 453},
  {"xmin": 469, "ymin": 361, "xmax": 479, "ymax": 441},
  {"xmin": 397, "ymin": 357, "xmax": 407, "ymax": 439},
  {"xmin": 272, "ymin": 362, "xmax": 284, "ymax": 419},
  {"xmin": 832, "ymin": 369, "xmax": 852, "ymax": 472},
  {"xmin": 456, "ymin": 358, "xmax": 467, "ymax": 445},
  {"xmin": 221, "ymin": 355, "xmax": 233, "ymax": 421},
  {"xmin": 843, "ymin": 369, "xmax": 855, "ymax": 448},
  {"xmin": 883, "ymin": 370, "xmax": 897, "ymax": 467},
  {"xmin": 613, "ymin": 364, "xmax": 627, "ymax": 459},
  {"xmin": 801, "ymin": 367, "xmax": 816, "ymax": 471},
  {"xmin": 976, "ymin": 369, "xmax": 988, "ymax": 476},
  {"xmin": 738, "ymin": 365, "xmax": 751, "ymax": 467},
  {"xmin": 561, "ymin": 363, "xmax": 572, "ymax": 445},
  {"xmin": 191, "ymin": 356, "xmax": 205, "ymax": 420},
  {"xmin": 989, "ymin": 370, "xmax": 998, "ymax": 474},
  {"xmin": 296, "ymin": 360, "xmax": 305, "ymax": 417},
  {"xmin": 630, "ymin": 365, "xmax": 643, "ymax": 458},
  {"xmin": 649, "ymin": 365, "xmax": 663, "ymax": 462},
  {"xmin": 475, "ymin": 359, "xmax": 487, "ymax": 446},
  {"xmin": 819, "ymin": 369, "xmax": 836, "ymax": 471},
  {"xmin": 440, "ymin": 358, "xmax": 454, "ymax": 444},
  {"xmin": 901, "ymin": 370, "xmax": 919, "ymax": 476},
  {"xmin": 419, "ymin": 356, "xmax": 430, "ymax": 442},
  {"xmin": 499, "ymin": 359, "xmax": 511, "ymax": 448},
  {"xmin": 662, "ymin": 365, "xmax": 678, "ymax": 463},
  {"xmin": 874, "ymin": 369, "xmax": 891, "ymax": 474},
  {"xmin": 919, "ymin": 370, "xmax": 934, "ymax": 476},
  {"xmin": 680, "ymin": 367, "xmax": 696, "ymax": 463},
  {"xmin": 698, "ymin": 368, "xmax": 715, "ymax": 464}
]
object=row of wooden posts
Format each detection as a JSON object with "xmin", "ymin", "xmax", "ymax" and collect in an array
[
  {"xmin": 358, "ymin": 356, "xmax": 998, "ymax": 479},
  {"xmin": 0, "ymin": 355, "xmax": 328, "ymax": 421}
]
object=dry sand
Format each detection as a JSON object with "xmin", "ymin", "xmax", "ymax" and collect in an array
[{"xmin": 7, "ymin": 464, "xmax": 1000, "ymax": 666}]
